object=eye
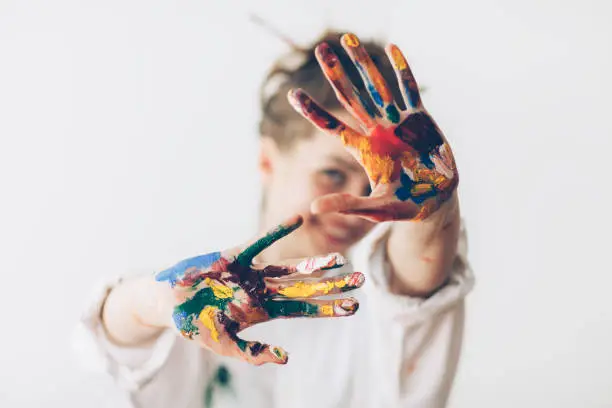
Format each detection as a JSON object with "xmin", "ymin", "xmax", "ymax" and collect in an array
[{"xmin": 320, "ymin": 168, "xmax": 347, "ymax": 188}]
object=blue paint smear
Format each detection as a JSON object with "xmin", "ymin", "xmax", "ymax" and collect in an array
[
  {"xmin": 172, "ymin": 309, "xmax": 188, "ymax": 329},
  {"xmin": 358, "ymin": 90, "xmax": 379, "ymax": 118},
  {"xmin": 394, "ymin": 171, "xmax": 437, "ymax": 204},
  {"xmin": 395, "ymin": 171, "xmax": 415, "ymax": 201},
  {"xmin": 156, "ymin": 252, "xmax": 221, "ymax": 287},
  {"xmin": 367, "ymin": 84, "xmax": 383, "ymax": 107},
  {"xmin": 355, "ymin": 61, "xmax": 384, "ymax": 108},
  {"xmin": 421, "ymin": 153, "xmax": 435, "ymax": 169}
]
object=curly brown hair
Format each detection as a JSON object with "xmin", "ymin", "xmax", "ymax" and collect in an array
[{"xmin": 258, "ymin": 30, "xmax": 407, "ymax": 150}]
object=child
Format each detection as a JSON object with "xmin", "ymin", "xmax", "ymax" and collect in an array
[{"xmin": 74, "ymin": 31, "xmax": 474, "ymax": 408}]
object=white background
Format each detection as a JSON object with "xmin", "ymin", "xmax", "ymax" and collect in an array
[{"xmin": 1, "ymin": 0, "xmax": 611, "ymax": 407}]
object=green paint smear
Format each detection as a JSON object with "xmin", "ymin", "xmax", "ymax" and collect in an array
[
  {"xmin": 386, "ymin": 105, "xmax": 401, "ymax": 124},
  {"xmin": 203, "ymin": 366, "xmax": 232, "ymax": 408},
  {"xmin": 178, "ymin": 287, "xmax": 233, "ymax": 315},
  {"xmin": 236, "ymin": 338, "xmax": 248, "ymax": 352},
  {"xmin": 204, "ymin": 381, "xmax": 214, "ymax": 408},
  {"xmin": 263, "ymin": 300, "xmax": 319, "ymax": 318},
  {"xmin": 174, "ymin": 287, "xmax": 234, "ymax": 335},
  {"xmin": 236, "ymin": 222, "xmax": 300, "ymax": 267},
  {"xmin": 174, "ymin": 310, "xmax": 200, "ymax": 336}
]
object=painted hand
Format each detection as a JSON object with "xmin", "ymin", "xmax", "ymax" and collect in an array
[
  {"xmin": 155, "ymin": 215, "xmax": 364, "ymax": 365},
  {"xmin": 288, "ymin": 33, "xmax": 459, "ymax": 222}
]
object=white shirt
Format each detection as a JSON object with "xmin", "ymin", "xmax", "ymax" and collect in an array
[{"xmin": 73, "ymin": 222, "xmax": 474, "ymax": 408}]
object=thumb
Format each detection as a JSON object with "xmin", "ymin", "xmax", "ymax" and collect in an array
[
  {"xmin": 311, "ymin": 193, "xmax": 391, "ymax": 214},
  {"xmin": 311, "ymin": 193, "xmax": 419, "ymax": 222},
  {"xmin": 311, "ymin": 193, "xmax": 368, "ymax": 214},
  {"xmin": 213, "ymin": 311, "xmax": 289, "ymax": 366},
  {"xmin": 230, "ymin": 336, "xmax": 289, "ymax": 366}
]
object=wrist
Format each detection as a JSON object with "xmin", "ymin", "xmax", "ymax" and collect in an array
[
  {"xmin": 101, "ymin": 275, "xmax": 173, "ymax": 346},
  {"xmin": 385, "ymin": 192, "xmax": 460, "ymax": 296},
  {"xmin": 424, "ymin": 190, "xmax": 459, "ymax": 228},
  {"xmin": 393, "ymin": 191, "xmax": 459, "ymax": 247},
  {"xmin": 132, "ymin": 276, "xmax": 175, "ymax": 329}
]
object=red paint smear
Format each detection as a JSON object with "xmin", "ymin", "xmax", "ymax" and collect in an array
[
  {"xmin": 179, "ymin": 268, "xmax": 201, "ymax": 287},
  {"xmin": 210, "ymin": 257, "xmax": 231, "ymax": 273},
  {"xmin": 369, "ymin": 124, "xmax": 411, "ymax": 182},
  {"xmin": 369, "ymin": 124, "xmax": 408, "ymax": 158}
]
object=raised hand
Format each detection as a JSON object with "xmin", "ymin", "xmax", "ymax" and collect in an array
[
  {"xmin": 155, "ymin": 215, "xmax": 364, "ymax": 365},
  {"xmin": 288, "ymin": 33, "xmax": 459, "ymax": 222}
]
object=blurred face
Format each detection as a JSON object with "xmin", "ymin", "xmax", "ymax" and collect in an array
[{"xmin": 258, "ymin": 115, "xmax": 374, "ymax": 262}]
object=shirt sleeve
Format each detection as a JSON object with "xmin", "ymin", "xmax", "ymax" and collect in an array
[
  {"xmin": 349, "ymin": 219, "xmax": 475, "ymax": 408},
  {"xmin": 71, "ymin": 275, "xmax": 208, "ymax": 408}
]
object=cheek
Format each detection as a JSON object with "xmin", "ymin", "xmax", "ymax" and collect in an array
[
  {"xmin": 286, "ymin": 170, "xmax": 329, "ymax": 204},
  {"xmin": 311, "ymin": 182, "xmax": 333, "ymax": 198},
  {"xmin": 270, "ymin": 172, "xmax": 318, "ymax": 215}
]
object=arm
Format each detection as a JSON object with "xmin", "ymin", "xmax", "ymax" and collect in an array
[
  {"xmin": 73, "ymin": 215, "xmax": 366, "ymax": 406},
  {"xmin": 288, "ymin": 33, "xmax": 462, "ymax": 299},
  {"xmin": 350, "ymin": 216, "xmax": 473, "ymax": 408},
  {"xmin": 101, "ymin": 275, "xmax": 174, "ymax": 347},
  {"xmin": 98, "ymin": 215, "xmax": 363, "ymax": 365},
  {"xmin": 386, "ymin": 191, "xmax": 460, "ymax": 297}
]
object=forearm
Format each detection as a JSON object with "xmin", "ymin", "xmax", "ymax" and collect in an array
[
  {"xmin": 101, "ymin": 275, "xmax": 174, "ymax": 347},
  {"xmin": 386, "ymin": 192, "xmax": 461, "ymax": 297}
]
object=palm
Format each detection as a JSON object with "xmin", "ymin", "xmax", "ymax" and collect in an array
[
  {"xmin": 289, "ymin": 34, "xmax": 458, "ymax": 222},
  {"xmin": 156, "ymin": 215, "xmax": 363, "ymax": 365}
]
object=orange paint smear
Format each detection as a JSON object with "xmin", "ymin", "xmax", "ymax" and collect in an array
[
  {"xmin": 317, "ymin": 43, "xmax": 376, "ymax": 128},
  {"xmin": 355, "ymin": 124, "xmax": 411, "ymax": 184},
  {"xmin": 357, "ymin": 51, "xmax": 393, "ymax": 104},
  {"xmin": 343, "ymin": 33, "xmax": 393, "ymax": 105}
]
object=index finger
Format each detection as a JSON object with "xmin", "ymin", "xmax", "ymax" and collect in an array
[
  {"xmin": 341, "ymin": 33, "xmax": 401, "ymax": 124},
  {"xmin": 235, "ymin": 215, "xmax": 303, "ymax": 267},
  {"xmin": 288, "ymin": 89, "xmax": 368, "ymax": 150},
  {"xmin": 314, "ymin": 42, "xmax": 378, "ymax": 129}
]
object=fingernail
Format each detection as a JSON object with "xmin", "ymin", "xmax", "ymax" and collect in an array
[
  {"xmin": 346, "ymin": 272, "xmax": 365, "ymax": 288},
  {"xmin": 315, "ymin": 43, "xmax": 338, "ymax": 67},
  {"xmin": 330, "ymin": 253, "xmax": 347, "ymax": 267},
  {"xmin": 343, "ymin": 33, "xmax": 360, "ymax": 47},
  {"xmin": 272, "ymin": 347, "xmax": 288, "ymax": 362},
  {"xmin": 334, "ymin": 298, "xmax": 359, "ymax": 315},
  {"xmin": 296, "ymin": 253, "xmax": 346, "ymax": 273}
]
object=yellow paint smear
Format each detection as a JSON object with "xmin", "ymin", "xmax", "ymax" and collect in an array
[
  {"xmin": 205, "ymin": 277, "xmax": 233, "ymax": 299},
  {"xmin": 335, "ymin": 279, "xmax": 347, "ymax": 288},
  {"xmin": 279, "ymin": 277, "xmax": 350, "ymax": 298},
  {"xmin": 339, "ymin": 128, "xmax": 366, "ymax": 149},
  {"xmin": 360, "ymin": 147, "xmax": 395, "ymax": 184},
  {"xmin": 343, "ymin": 33, "xmax": 360, "ymax": 47},
  {"xmin": 391, "ymin": 46, "xmax": 407, "ymax": 70},
  {"xmin": 320, "ymin": 305, "xmax": 334, "ymax": 316},
  {"xmin": 199, "ymin": 306, "xmax": 220, "ymax": 342},
  {"xmin": 433, "ymin": 175, "xmax": 447, "ymax": 187},
  {"xmin": 411, "ymin": 183, "xmax": 434, "ymax": 196}
]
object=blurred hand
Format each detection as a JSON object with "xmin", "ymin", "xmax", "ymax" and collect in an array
[
  {"xmin": 289, "ymin": 33, "xmax": 459, "ymax": 222},
  {"xmin": 155, "ymin": 215, "xmax": 364, "ymax": 365}
]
